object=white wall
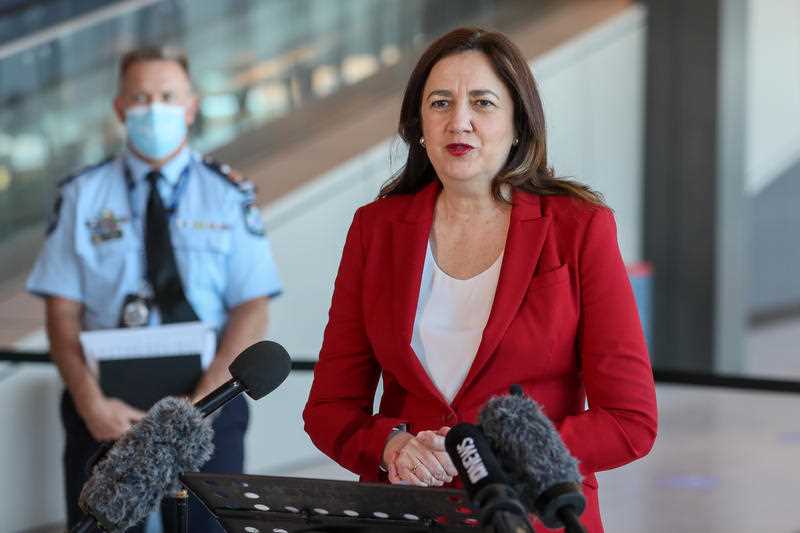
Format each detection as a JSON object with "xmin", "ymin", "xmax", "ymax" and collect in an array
[
  {"xmin": 0, "ymin": 363, "xmax": 66, "ymax": 531},
  {"xmin": 0, "ymin": 6, "xmax": 648, "ymax": 529},
  {"xmin": 245, "ymin": 140, "xmax": 401, "ymax": 475},
  {"xmin": 537, "ymin": 5, "xmax": 645, "ymax": 262},
  {"xmin": 745, "ymin": 0, "xmax": 800, "ymax": 194},
  {"xmin": 257, "ymin": 140, "xmax": 404, "ymax": 362}
]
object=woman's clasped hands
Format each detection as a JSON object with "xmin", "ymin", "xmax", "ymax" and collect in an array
[{"xmin": 382, "ymin": 426, "xmax": 459, "ymax": 487}]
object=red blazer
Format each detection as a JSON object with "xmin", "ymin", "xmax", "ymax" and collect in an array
[{"xmin": 304, "ymin": 182, "xmax": 657, "ymax": 533}]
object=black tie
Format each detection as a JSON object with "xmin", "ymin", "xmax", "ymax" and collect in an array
[{"xmin": 145, "ymin": 170, "xmax": 199, "ymax": 323}]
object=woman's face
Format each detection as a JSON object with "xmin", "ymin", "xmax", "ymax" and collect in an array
[{"xmin": 420, "ymin": 50, "xmax": 516, "ymax": 191}]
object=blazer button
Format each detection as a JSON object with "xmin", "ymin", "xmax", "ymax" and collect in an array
[{"xmin": 444, "ymin": 413, "xmax": 458, "ymax": 425}]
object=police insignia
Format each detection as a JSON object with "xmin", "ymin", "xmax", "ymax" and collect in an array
[
  {"xmin": 243, "ymin": 202, "xmax": 265, "ymax": 236},
  {"xmin": 87, "ymin": 210, "xmax": 128, "ymax": 243}
]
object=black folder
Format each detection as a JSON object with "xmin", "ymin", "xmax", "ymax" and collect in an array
[{"xmin": 99, "ymin": 354, "xmax": 202, "ymax": 411}]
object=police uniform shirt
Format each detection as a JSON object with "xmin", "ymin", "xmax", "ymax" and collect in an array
[{"xmin": 27, "ymin": 146, "xmax": 283, "ymax": 332}]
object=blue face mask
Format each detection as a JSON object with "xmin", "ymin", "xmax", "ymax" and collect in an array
[{"xmin": 125, "ymin": 103, "xmax": 188, "ymax": 160}]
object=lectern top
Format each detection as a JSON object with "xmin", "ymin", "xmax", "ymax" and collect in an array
[{"xmin": 181, "ymin": 472, "xmax": 482, "ymax": 533}]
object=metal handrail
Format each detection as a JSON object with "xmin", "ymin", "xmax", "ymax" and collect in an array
[
  {"xmin": 0, "ymin": 0, "xmax": 162, "ymax": 61},
  {"xmin": 3, "ymin": 349, "xmax": 800, "ymax": 395},
  {"xmin": 0, "ymin": 349, "xmax": 317, "ymax": 369}
]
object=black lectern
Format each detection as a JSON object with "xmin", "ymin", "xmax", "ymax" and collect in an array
[{"xmin": 181, "ymin": 473, "xmax": 482, "ymax": 532}]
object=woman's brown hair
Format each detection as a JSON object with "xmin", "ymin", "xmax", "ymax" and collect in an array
[{"xmin": 380, "ymin": 27, "xmax": 603, "ymax": 205}]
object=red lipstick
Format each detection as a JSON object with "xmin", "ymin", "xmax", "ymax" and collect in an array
[{"xmin": 446, "ymin": 143, "xmax": 473, "ymax": 156}]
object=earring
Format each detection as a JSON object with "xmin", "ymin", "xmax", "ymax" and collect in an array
[
  {"xmin": 419, "ymin": 137, "xmax": 425, "ymax": 146},
  {"xmin": 512, "ymin": 138, "xmax": 519, "ymax": 146}
]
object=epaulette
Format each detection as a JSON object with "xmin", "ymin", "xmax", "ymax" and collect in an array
[
  {"xmin": 56, "ymin": 156, "xmax": 114, "ymax": 189},
  {"xmin": 201, "ymin": 155, "xmax": 256, "ymax": 195},
  {"xmin": 48, "ymin": 157, "xmax": 114, "ymax": 236}
]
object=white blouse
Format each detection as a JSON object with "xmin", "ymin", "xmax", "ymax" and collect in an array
[{"xmin": 410, "ymin": 241, "xmax": 503, "ymax": 403}]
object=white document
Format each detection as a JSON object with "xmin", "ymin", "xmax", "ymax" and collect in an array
[{"xmin": 79, "ymin": 321, "xmax": 216, "ymax": 372}]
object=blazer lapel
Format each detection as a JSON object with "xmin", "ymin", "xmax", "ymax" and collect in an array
[
  {"xmin": 389, "ymin": 182, "xmax": 447, "ymax": 403},
  {"xmin": 452, "ymin": 191, "xmax": 550, "ymax": 406}
]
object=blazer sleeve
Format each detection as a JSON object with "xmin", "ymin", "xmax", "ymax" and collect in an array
[
  {"xmin": 303, "ymin": 207, "xmax": 406, "ymax": 477},
  {"xmin": 557, "ymin": 207, "xmax": 658, "ymax": 475}
]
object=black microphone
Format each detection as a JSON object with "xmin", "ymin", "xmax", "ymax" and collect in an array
[
  {"xmin": 194, "ymin": 339, "xmax": 292, "ymax": 415},
  {"xmin": 479, "ymin": 390, "xmax": 586, "ymax": 533},
  {"xmin": 75, "ymin": 396, "xmax": 214, "ymax": 532},
  {"xmin": 445, "ymin": 423, "xmax": 535, "ymax": 533},
  {"xmin": 72, "ymin": 340, "xmax": 292, "ymax": 532}
]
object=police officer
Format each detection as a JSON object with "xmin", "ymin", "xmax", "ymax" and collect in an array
[{"xmin": 27, "ymin": 47, "xmax": 282, "ymax": 532}]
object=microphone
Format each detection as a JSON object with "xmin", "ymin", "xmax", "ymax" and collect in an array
[
  {"xmin": 194, "ymin": 340, "xmax": 292, "ymax": 415},
  {"xmin": 73, "ymin": 340, "xmax": 292, "ymax": 532},
  {"xmin": 479, "ymin": 390, "xmax": 586, "ymax": 533},
  {"xmin": 76, "ymin": 397, "xmax": 214, "ymax": 532},
  {"xmin": 444, "ymin": 423, "xmax": 535, "ymax": 533}
]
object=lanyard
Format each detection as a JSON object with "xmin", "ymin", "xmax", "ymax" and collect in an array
[{"xmin": 123, "ymin": 160, "xmax": 191, "ymax": 219}]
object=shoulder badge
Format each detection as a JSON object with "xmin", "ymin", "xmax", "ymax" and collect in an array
[
  {"xmin": 242, "ymin": 201, "xmax": 266, "ymax": 237},
  {"xmin": 202, "ymin": 156, "xmax": 256, "ymax": 194}
]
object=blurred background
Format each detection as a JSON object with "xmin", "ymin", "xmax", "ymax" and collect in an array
[{"xmin": 0, "ymin": 0, "xmax": 798, "ymax": 531}]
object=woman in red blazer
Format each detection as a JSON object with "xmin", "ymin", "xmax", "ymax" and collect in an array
[{"xmin": 304, "ymin": 28, "xmax": 657, "ymax": 533}]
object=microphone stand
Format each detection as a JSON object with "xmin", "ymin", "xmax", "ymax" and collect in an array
[
  {"xmin": 484, "ymin": 511, "xmax": 535, "ymax": 533},
  {"xmin": 486, "ymin": 513, "xmax": 536, "ymax": 533},
  {"xmin": 69, "ymin": 519, "xmax": 101, "ymax": 533},
  {"xmin": 475, "ymin": 484, "xmax": 535, "ymax": 533},
  {"xmin": 161, "ymin": 487, "xmax": 190, "ymax": 533},
  {"xmin": 556, "ymin": 507, "xmax": 586, "ymax": 533},
  {"xmin": 175, "ymin": 489, "xmax": 189, "ymax": 533}
]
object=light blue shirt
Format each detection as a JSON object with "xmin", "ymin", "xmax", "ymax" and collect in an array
[{"xmin": 27, "ymin": 147, "xmax": 283, "ymax": 332}]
